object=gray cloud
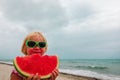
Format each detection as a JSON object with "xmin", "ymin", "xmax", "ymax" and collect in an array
[
  {"xmin": 0, "ymin": 0, "xmax": 120, "ymax": 59},
  {"xmin": 69, "ymin": 4, "xmax": 94, "ymax": 21},
  {"xmin": 1, "ymin": 0, "xmax": 68, "ymax": 31},
  {"xmin": 46, "ymin": 25, "xmax": 120, "ymax": 59}
]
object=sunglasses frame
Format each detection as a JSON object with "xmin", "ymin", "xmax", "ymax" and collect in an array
[{"xmin": 26, "ymin": 40, "xmax": 46, "ymax": 48}]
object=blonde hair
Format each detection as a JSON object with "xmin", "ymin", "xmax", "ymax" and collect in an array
[{"xmin": 21, "ymin": 32, "xmax": 48, "ymax": 55}]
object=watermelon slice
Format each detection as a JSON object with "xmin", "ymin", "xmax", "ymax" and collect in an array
[{"xmin": 13, "ymin": 54, "xmax": 59, "ymax": 79}]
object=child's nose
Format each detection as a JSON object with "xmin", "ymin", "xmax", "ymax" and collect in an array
[{"xmin": 34, "ymin": 46, "xmax": 40, "ymax": 49}]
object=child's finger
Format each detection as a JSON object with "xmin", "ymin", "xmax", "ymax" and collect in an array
[
  {"xmin": 50, "ymin": 75, "xmax": 53, "ymax": 80},
  {"xmin": 56, "ymin": 69, "xmax": 59, "ymax": 73},
  {"xmin": 27, "ymin": 75, "xmax": 33, "ymax": 80},
  {"xmin": 32, "ymin": 73, "xmax": 41, "ymax": 80},
  {"xmin": 37, "ymin": 75, "xmax": 41, "ymax": 80},
  {"xmin": 53, "ymin": 69, "xmax": 59, "ymax": 77},
  {"xmin": 54, "ymin": 70, "xmax": 59, "ymax": 77},
  {"xmin": 51, "ymin": 72, "xmax": 56, "ymax": 80},
  {"xmin": 36, "ymin": 73, "xmax": 41, "ymax": 80}
]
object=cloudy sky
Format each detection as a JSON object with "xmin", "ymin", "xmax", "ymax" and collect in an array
[{"xmin": 0, "ymin": 0, "xmax": 120, "ymax": 60}]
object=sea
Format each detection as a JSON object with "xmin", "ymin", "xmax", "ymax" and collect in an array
[
  {"xmin": 0, "ymin": 59, "xmax": 120, "ymax": 80},
  {"xmin": 59, "ymin": 59, "xmax": 120, "ymax": 80}
]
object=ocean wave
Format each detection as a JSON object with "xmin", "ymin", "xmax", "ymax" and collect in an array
[
  {"xmin": 59, "ymin": 69, "xmax": 120, "ymax": 80},
  {"xmin": 75, "ymin": 65, "xmax": 108, "ymax": 69},
  {"xmin": 0, "ymin": 61, "xmax": 13, "ymax": 65}
]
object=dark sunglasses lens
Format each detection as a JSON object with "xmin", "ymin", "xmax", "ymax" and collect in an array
[
  {"xmin": 39, "ymin": 42, "xmax": 46, "ymax": 48},
  {"xmin": 27, "ymin": 41, "xmax": 36, "ymax": 47}
]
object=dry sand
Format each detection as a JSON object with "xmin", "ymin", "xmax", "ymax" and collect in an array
[{"xmin": 0, "ymin": 63, "xmax": 100, "ymax": 80}]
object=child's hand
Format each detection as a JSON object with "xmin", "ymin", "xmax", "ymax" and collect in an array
[
  {"xmin": 23, "ymin": 73, "xmax": 41, "ymax": 80},
  {"xmin": 49, "ymin": 69, "xmax": 59, "ymax": 80}
]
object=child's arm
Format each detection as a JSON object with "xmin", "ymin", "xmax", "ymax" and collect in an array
[{"xmin": 10, "ymin": 72, "xmax": 23, "ymax": 80}]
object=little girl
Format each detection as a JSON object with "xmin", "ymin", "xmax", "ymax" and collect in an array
[{"xmin": 10, "ymin": 32, "xmax": 59, "ymax": 80}]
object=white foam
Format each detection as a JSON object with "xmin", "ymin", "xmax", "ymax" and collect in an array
[
  {"xmin": 59, "ymin": 69, "xmax": 120, "ymax": 80},
  {"xmin": 0, "ymin": 61, "xmax": 13, "ymax": 65}
]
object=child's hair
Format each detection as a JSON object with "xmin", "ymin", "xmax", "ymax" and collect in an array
[{"xmin": 21, "ymin": 32, "xmax": 48, "ymax": 55}]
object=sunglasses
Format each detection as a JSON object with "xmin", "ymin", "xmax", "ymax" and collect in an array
[{"xmin": 26, "ymin": 40, "xmax": 46, "ymax": 48}]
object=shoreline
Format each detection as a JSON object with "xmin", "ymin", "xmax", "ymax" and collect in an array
[
  {"xmin": 58, "ymin": 72, "xmax": 101, "ymax": 80},
  {"xmin": 0, "ymin": 62, "xmax": 100, "ymax": 80}
]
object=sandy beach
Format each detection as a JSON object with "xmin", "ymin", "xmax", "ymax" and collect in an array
[{"xmin": 0, "ymin": 63, "xmax": 100, "ymax": 80}]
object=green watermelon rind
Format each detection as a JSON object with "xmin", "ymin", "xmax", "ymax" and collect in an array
[
  {"xmin": 13, "ymin": 55, "xmax": 59, "ymax": 79},
  {"xmin": 13, "ymin": 60, "xmax": 31, "ymax": 77}
]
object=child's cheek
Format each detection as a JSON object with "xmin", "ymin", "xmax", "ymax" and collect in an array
[
  {"xmin": 27, "ymin": 48, "xmax": 33, "ymax": 55},
  {"xmin": 41, "ymin": 48, "xmax": 45, "ymax": 55}
]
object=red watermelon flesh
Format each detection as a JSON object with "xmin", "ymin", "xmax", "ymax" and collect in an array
[{"xmin": 13, "ymin": 54, "xmax": 59, "ymax": 79}]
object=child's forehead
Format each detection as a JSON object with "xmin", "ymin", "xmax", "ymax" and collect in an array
[{"xmin": 28, "ymin": 35, "xmax": 44, "ymax": 41}]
